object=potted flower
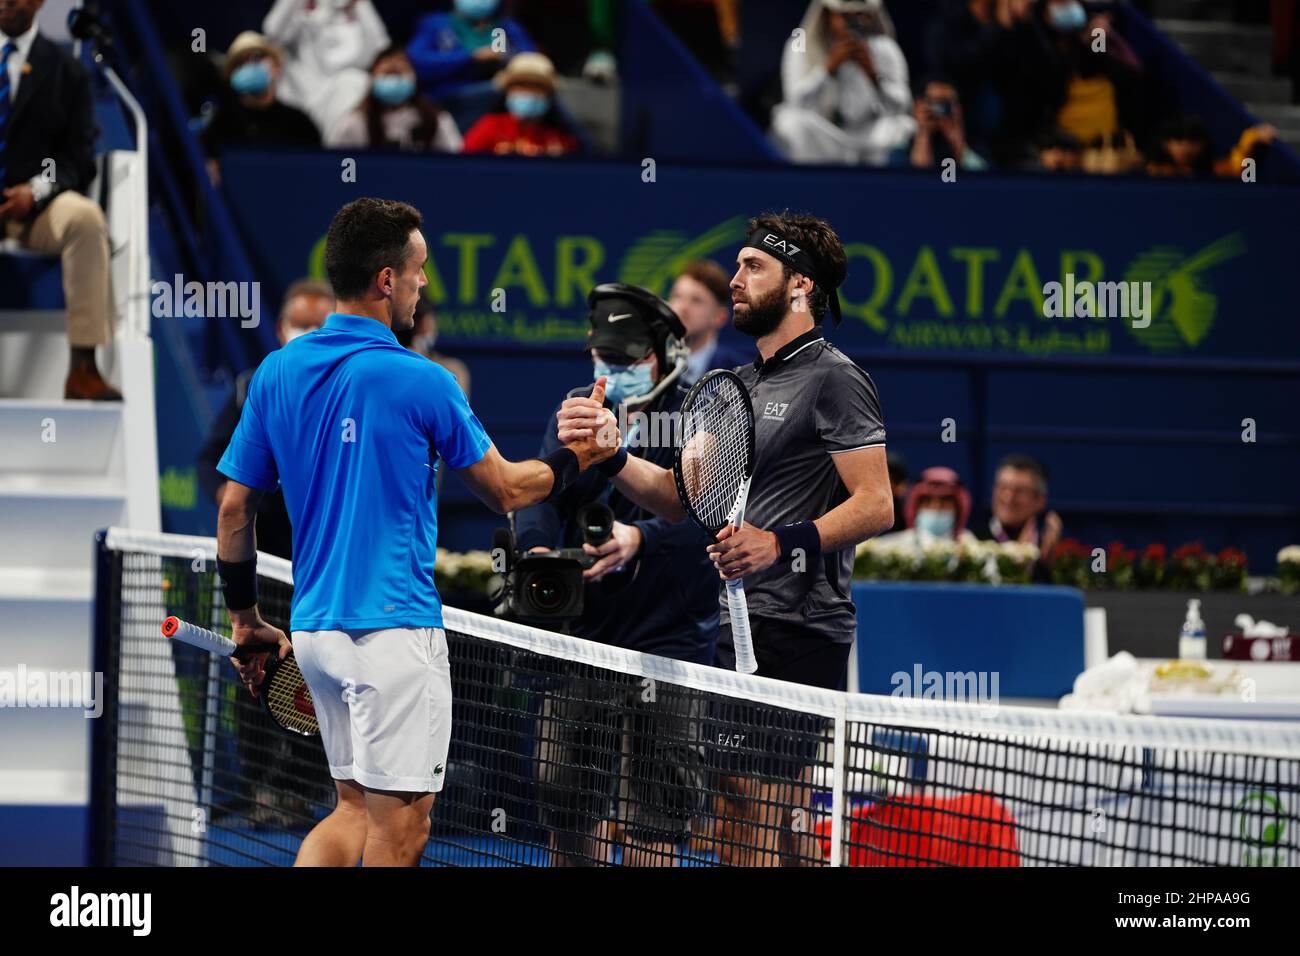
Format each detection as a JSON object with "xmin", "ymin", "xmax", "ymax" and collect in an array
[
  {"xmin": 1048, "ymin": 538, "xmax": 1091, "ymax": 589},
  {"xmin": 1279, "ymin": 546, "xmax": 1300, "ymax": 596},
  {"xmin": 1212, "ymin": 548, "xmax": 1248, "ymax": 592},
  {"xmin": 1094, "ymin": 540, "xmax": 1136, "ymax": 591},
  {"xmin": 996, "ymin": 541, "xmax": 1039, "ymax": 585},
  {"xmin": 1167, "ymin": 542, "xmax": 1213, "ymax": 592}
]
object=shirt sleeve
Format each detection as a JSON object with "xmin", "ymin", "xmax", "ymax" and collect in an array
[
  {"xmin": 216, "ymin": 367, "xmax": 280, "ymax": 492},
  {"xmin": 815, "ymin": 361, "xmax": 887, "ymax": 454},
  {"xmin": 418, "ymin": 363, "xmax": 492, "ymax": 470}
]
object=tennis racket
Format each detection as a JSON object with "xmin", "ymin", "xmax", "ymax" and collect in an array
[
  {"xmin": 673, "ymin": 369, "xmax": 759, "ymax": 674},
  {"xmin": 161, "ymin": 616, "xmax": 319, "ymax": 737}
]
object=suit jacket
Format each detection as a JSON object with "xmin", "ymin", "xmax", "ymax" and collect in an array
[{"xmin": 3, "ymin": 33, "xmax": 98, "ymax": 219}]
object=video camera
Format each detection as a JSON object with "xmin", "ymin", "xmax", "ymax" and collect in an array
[{"xmin": 489, "ymin": 503, "xmax": 615, "ymax": 625}]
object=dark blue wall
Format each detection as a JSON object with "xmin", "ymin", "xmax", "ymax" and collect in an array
[{"xmin": 207, "ymin": 148, "xmax": 1300, "ymax": 569}]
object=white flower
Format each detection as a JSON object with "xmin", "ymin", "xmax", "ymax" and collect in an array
[
  {"xmin": 1277, "ymin": 545, "xmax": 1300, "ymax": 565},
  {"xmin": 1000, "ymin": 541, "xmax": 1039, "ymax": 565}
]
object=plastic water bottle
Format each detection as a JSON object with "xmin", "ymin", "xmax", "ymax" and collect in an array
[{"xmin": 1179, "ymin": 598, "xmax": 1207, "ymax": 660}]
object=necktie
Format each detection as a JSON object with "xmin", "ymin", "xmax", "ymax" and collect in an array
[{"xmin": 0, "ymin": 41, "xmax": 16, "ymax": 186}]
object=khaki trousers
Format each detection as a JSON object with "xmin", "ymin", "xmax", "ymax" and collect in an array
[{"xmin": 5, "ymin": 191, "xmax": 113, "ymax": 347}]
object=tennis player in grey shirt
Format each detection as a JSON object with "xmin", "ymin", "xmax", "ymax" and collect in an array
[{"xmin": 558, "ymin": 211, "xmax": 894, "ymax": 865}]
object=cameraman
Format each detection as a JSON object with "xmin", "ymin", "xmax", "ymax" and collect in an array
[{"xmin": 514, "ymin": 284, "xmax": 719, "ymax": 866}]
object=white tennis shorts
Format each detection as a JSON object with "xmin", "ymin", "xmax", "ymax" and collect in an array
[{"xmin": 292, "ymin": 626, "xmax": 453, "ymax": 793}]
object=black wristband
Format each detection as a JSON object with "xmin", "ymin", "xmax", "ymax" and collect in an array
[
  {"xmin": 772, "ymin": 520, "xmax": 821, "ymax": 567},
  {"xmin": 217, "ymin": 556, "xmax": 258, "ymax": 611},
  {"xmin": 596, "ymin": 446, "xmax": 628, "ymax": 478},
  {"xmin": 543, "ymin": 447, "xmax": 580, "ymax": 501}
]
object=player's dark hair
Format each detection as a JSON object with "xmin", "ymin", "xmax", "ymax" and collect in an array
[
  {"xmin": 325, "ymin": 198, "xmax": 423, "ymax": 300},
  {"xmin": 747, "ymin": 211, "xmax": 847, "ymax": 322},
  {"xmin": 998, "ymin": 453, "xmax": 1049, "ymax": 495}
]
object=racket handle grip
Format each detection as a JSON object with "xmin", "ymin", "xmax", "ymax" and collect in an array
[
  {"xmin": 161, "ymin": 616, "xmax": 237, "ymax": 657},
  {"xmin": 725, "ymin": 579, "xmax": 758, "ymax": 674}
]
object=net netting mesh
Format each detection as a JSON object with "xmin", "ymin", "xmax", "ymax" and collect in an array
[{"xmin": 92, "ymin": 532, "xmax": 1300, "ymax": 867}]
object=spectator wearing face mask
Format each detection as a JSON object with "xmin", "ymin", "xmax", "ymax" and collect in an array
[
  {"xmin": 262, "ymin": 0, "xmax": 391, "ymax": 136},
  {"xmin": 666, "ymin": 260, "xmax": 749, "ymax": 385},
  {"xmin": 889, "ymin": 77, "xmax": 988, "ymax": 170},
  {"xmin": 514, "ymin": 283, "xmax": 716, "ymax": 866},
  {"xmin": 326, "ymin": 46, "xmax": 462, "ymax": 151},
  {"xmin": 196, "ymin": 278, "xmax": 334, "ymax": 557},
  {"xmin": 202, "ymin": 32, "xmax": 321, "ymax": 185},
  {"xmin": 461, "ymin": 52, "xmax": 580, "ymax": 156},
  {"xmin": 407, "ymin": 0, "xmax": 535, "ymax": 96},
  {"xmin": 770, "ymin": 0, "xmax": 915, "ymax": 166},
  {"xmin": 875, "ymin": 466, "xmax": 976, "ymax": 551},
  {"xmin": 1037, "ymin": 0, "xmax": 1147, "ymax": 153}
]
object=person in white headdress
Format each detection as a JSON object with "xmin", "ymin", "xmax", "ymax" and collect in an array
[
  {"xmin": 263, "ymin": 0, "xmax": 391, "ymax": 136},
  {"xmin": 769, "ymin": 0, "xmax": 915, "ymax": 166}
]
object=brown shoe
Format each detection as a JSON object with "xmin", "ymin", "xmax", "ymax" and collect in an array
[{"xmin": 64, "ymin": 364, "xmax": 123, "ymax": 401}]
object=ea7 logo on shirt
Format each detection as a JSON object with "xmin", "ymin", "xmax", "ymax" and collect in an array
[
  {"xmin": 760, "ymin": 233, "xmax": 801, "ymax": 257},
  {"xmin": 762, "ymin": 401, "xmax": 790, "ymax": 422}
]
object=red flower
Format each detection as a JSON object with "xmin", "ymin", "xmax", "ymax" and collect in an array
[
  {"xmin": 1141, "ymin": 543, "xmax": 1166, "ymax": 562},
  {"xmin": 1217, "ymin": 547, "xmax": 1248, "ymax": 567},
  {"xmin": 1172, "ymin": 542, "xmax": 1207, "ymax": 562}
]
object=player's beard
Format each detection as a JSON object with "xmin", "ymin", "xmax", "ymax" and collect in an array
[{"xmin": 732, "ymin": 282, "xmax": 787, "ymax": 338}]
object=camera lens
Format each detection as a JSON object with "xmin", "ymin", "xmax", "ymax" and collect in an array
[
  {"xmin": 526, "ymin": 573, "xmax": 569, "ymax": 612},
  {"xmin": 579, "ymin": 503, "xmax": 615, "ymax": 547}
]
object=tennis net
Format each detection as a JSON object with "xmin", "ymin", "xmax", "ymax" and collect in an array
[{"xmin": 91, "ymin": 529, "xmax": 1300, "ymax": 867}]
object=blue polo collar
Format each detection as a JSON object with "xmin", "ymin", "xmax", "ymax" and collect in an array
[{"xmin": 324, "ymin": 312, "xmax": 399, "ymax": 343}]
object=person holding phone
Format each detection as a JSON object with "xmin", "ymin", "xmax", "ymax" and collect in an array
[
  {"xmin": 770, "ymin": 0, "xmax": 915, "ymax": 166},
  {"xmin": 890, "ymin": 77, "xmax": 989, "ymax": 171}
]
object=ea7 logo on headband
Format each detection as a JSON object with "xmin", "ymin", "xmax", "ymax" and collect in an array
[{"xmin": 760, "ymin": 233, "xmax": 801, "ymax": 257}]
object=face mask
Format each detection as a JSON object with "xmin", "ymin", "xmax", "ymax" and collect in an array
[
  {"xmin": 455, "ymin": 0, "xmax": 499, "ymax": 20},
  {"xmin": 593, "ymin": 359, "xmax": 655, "ymax": 406},
  {"xmin": 1049, "ymin": 1, "xmax": 1087, "ymax": 32},
  {"xmin": 412, "ymin": 331, "xmax": 437, "ymax": 353},
  {"xmin": 231, "ymin": 61, "xmax": 272, "ymax": 96},
  {"xmin": 915, "ymin": 508, "xmax": 956, "ymax": 538},
  {"xmin": 506, "ymin": 91, "xmax": 549, "ymax": 121},
  {"xmin": 372, "ymin": 73, "xmax": 416, "ymax": 106},
  {"xmin": 282, "ymin": 325, "xmax": 312, "ymax": 344}
]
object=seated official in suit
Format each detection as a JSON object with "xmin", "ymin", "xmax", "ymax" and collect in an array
[{"xmin": 1, "ymin": 0, "xmax": 119, "ymax": 399}]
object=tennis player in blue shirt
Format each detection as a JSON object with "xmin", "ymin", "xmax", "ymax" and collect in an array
[{"xmin": 215, "ymin": 198, "xmax": 619, "ymax": 866}]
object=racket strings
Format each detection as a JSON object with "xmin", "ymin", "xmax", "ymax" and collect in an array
[
  {"xmin": 679, "ymin": 376, "xmax": 752, "ymax": 531},
  {"xmin": 264, "ymin": 656, "xmax": 318, "ymax": 736}
]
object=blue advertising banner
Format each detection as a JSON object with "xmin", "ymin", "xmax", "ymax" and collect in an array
[{"xmin": 220, "ymin": 150, "xmax": 1300, "ymax": 365}]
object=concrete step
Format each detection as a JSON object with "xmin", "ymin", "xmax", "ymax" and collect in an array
[
  {"xmin": 1246, "ymin": 101, "xmax": 1300, "ymax": 126},
  {"xmin": 1156, "ymin": 19, "xmax": 1274, "ymax": 75},
  {"xmin": 1148, "ymin": 0, "xmax": 1239, "ymax": 19},
  {"xmin": 0, "ymin": 487, "xmax": 126, "ymax": 572},
  {"xmin": 0, "ymin": 401, "xmax": 122, "ymax": 475},
  {"xmin": 1211, "ymin": 72, "xmax": 1294, "ymax": 107}
]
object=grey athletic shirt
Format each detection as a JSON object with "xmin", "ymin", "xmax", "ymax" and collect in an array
[{"xmin": 727, "ymin": 326, "xmax": 887, "ymax": 644}]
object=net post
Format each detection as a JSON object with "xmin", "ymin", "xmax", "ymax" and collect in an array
[
  {"xmin": 828, "ymin": 698, "xmax": 848, "ymax": 868},
  {"xmin": 87, "ymin": 528, "xmax": 118, "ymax": 867}
]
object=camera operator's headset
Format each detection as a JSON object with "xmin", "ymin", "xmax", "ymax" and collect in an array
[
  {"xmin": 562, "ymin": 284, "xmax": 689, "ymax": 589},
  {"xmin": 583, "ymin": 282, "xmax": 690, "ymax": 408}
]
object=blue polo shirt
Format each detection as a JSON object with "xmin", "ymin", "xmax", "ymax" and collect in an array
[{"xmin": 217, "ymin": 312, "xmax": 491, "ymax": 631}]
